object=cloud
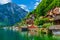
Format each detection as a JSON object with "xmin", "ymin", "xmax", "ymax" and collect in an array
[
  {"xmin": 0, "ymin": 0, "xmax": 11, "ymax": 4},
  {"xmin": 36, "ymin": 0, "xmax": 42, "ymax": 2},
  {"xmin": 35, "ymin": 2, "xmax": 39, "ymax": 6},
  {"xmin": 34, "ymin": 2, "xmax": 39, "ymax": 9},
  {"xmin": 19, "ymin": 5, "xmax": 26, "ymax": 9},
  {"xmin": 40, "ymin": 0, "xmax": 42, "ymax": 2},
  {"xmin": 34, "ymin": 0, "xmax": 42, "ymax": 9},
  {"xmin": 19, "ymin": 4, "xmax": 29, "ymax": 12}
]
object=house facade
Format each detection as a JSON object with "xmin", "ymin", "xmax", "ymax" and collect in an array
[
  {"xmin": 28, "ymin": 24, "xmax": 38, "ymax": 36},
  {"xmin": 48, "ymin": 7, "xmax": 60, "ymax": 35}
]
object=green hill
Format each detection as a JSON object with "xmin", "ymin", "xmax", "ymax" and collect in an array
[
  {"xmin": 27, "ymin": 0, "xmax": 60, "ymax": 26},
  {"xmin": 18, "ymin": 0, "xmax": 60, "ymax": 27},
  {"xmin": 33, "ymin": 0, "xmax": 60, "ymax": 16}
]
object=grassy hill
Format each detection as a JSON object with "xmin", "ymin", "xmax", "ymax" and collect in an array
[
  {"xmin": 17, "ymin": 0, "xmax": 60, "ymax": 27},
  {"xmin": 31, "ymin": 0, "xmax": 60, "ymax": 16},
  {"xmin": 26, "ymin": 0, "xmax": 60, "ymax": 27}
]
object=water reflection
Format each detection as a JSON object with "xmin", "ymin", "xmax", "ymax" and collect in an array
[
  {"xmin": 0, "ymin": 27, "xmax": 60, "ymax": 40},
  {"xmin": 0, "ymin": 28, "xmax": 27, "ymax": 40}
]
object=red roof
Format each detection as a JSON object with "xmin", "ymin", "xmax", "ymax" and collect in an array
[{"xmin": 28, "ymin": 25, "xmax": 37, "ymax": 28}]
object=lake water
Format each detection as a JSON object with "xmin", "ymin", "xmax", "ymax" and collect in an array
[
  {"xmin": 0, "ymin": 28, "xmax": 60, "ymax": 40},
  {"xmin": 0, "ymin": 28, "xmax": 28, "ymax": 40}
]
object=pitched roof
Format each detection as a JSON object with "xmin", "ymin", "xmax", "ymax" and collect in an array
[
  {"xmin": 46, "ymin": 7, "xmax": 60, "ymax": 20},
  {"xmin": 26, "ymin": 18, "xmax": 34, "ymax": 24},
  {"xmin": 28, "ymin": 25, "xmax": 37, "ymax": 28},
  {"xmin": 53, "ymin": 7, "xmax": 60, "ymax": 15},
  {"xmin": 46, "ymin": 7, "xmax": 60, "ymax": 17},
  {"xmin": 49, "ymin": 25, "xmax": 60, "ymax": 30}
]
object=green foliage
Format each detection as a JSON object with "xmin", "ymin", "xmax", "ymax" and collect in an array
[
  {"xmin": 34, "ymin": 17, "xmax": 49, "ymax": 26},
  {"xmin": 29, "ymin": 0, "xmax": 60, "ymax": 27},
  {"xmin": 33, "ymin": 0, "xmax": 60, "ymax": 16},
  {"xmin": 34, "ymin": 16, "xmax": 54, "ymax": 28},
  {"xmin": 43, "ymin": 23, "xmax": 53, "ymax": 28},
  {"xmin": 17, "ymin": 0, "xmax": 60, "ymax": 27}
]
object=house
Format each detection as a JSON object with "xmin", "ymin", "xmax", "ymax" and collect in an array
[
  {"xmin": 45, "ymin": 10, "xmax": 54, "ymax": 22},
  {"xmin": 46, "ymin": 10, "xmax": 54, "ymax": 18},
  {"xmin": 46, "ymin": 7, "xmax": 60, "ymax": 18},
  {"xmin": 48, "ymin": 7, "xmax": 60, "ymax": 35},
  {"xmin": 52, "ymin": 7, "xmax": 60, "ymax": 15},
  {"xmin": 28, "ymin": 24, "xmax": 38, "ymax": 36},
  {"xmin": 30, "ymin": 14, "xmax": 36, "ymax": 20},
  {"xmin": 26, "ymin": 18, "xmax": 34, "ymax": 25},
  {"xmin": 49, "ymin": 25, "xmax": 60, "ymax": 36},
  {"xmin": 49, "ymin": 15, "xmax": 60, "ymax": 35}
]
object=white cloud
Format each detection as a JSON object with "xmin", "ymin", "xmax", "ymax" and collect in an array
[
  {"xmin": 0, "ymin": 0, "xmax": 11, "ymax": 4},
  {"xmin": 19, "ymin": 4, "xmax": 29, "ymax": 12},
  {"xmin": 19, "ymin": 5, "xmax": 26, "ymax": 9},
  {"xmin": 35, "ymin": 2, "xmax": 39, "ymax": 6},
  {"xmin": 40, "ymin": 0, "xmax": 42, "ymax": 2},
  {"xmin": 34, "ymin": 2, "xmax": 39, "ymax": 9},
  {"xmin": 34, "ymin": 0, "xmax": 42, "ymax": 9},
  {"xmin": 36, "ymin": 0, "xmax": 42, "ymax": 2}
]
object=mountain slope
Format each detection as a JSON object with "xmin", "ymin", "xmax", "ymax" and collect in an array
[
  {"xmin": 33, "ymin": 0, "xmax": 60, "ymax": 16},
  {"xmin": 26, "ymin": 0, "xmax": 60, "ymax": 26},
  {"xmin": 0, "ymin": 3, "xmax": 28, "ymax": 27}
]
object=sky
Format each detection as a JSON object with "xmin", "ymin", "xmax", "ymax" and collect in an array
[{"xmin": 0, "ymin": 0, "xmax": 42, "ymax": 12}]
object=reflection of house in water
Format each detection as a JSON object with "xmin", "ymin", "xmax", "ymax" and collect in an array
[{"xmin": 47, "ymin": 7, "xmax": 60, "ymax": 35}]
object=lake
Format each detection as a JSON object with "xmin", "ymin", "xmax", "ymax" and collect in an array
[
  {"xmin": 0, "ymin": 28, "xmax": 60, "ymax": 40},
  {"xmin": 0, "ymin": 28, "xmax": 28, "ymax": 40}
]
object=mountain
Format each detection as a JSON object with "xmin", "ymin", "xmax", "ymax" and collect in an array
[
  {"xmin": 0, "ymin": 3, "xmax": 28, "ymax": 27},
  {"xmin": 32, "ymin": 0, "xmax": 60, "ymax": 16},
  {"xmin": 26, "ymin": 0, "xmax": 60, "ymax": 26}
]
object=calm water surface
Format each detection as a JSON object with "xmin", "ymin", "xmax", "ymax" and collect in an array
[
  {"xmin": 0, "ymin": 28, "xmax": 60, "ymax": 40},
  {"xmin": 0, "ymin": 28, "xmax": 28, "ymax": 40}
]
